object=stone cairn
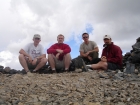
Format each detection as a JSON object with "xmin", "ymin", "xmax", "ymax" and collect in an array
[{"xmin": 123, "ymin": 37, "xmax": 140, "ymax": 74}]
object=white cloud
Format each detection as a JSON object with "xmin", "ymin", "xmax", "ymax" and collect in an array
[{"xmin": 0, "ymin": 50, "xmax": 21, "ymax": 69}]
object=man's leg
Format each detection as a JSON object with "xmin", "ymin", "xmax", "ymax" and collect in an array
[
  {"xmin": 48, "ymin": 54, "xmax": 56, "ymax": 72},
  {"xmin": 64, "ymin": 53, "xmax": 71, "ymax": 71},
  {"xmin": 19, "ymin": 54, "xmax": 29, "ymax": 72},
  {"xmin": 88, "ymin": 61, "xmax": 108, "ymax": 70},
  {"xmin": 33, "ymin": 58, "xmax": 48, "ymax": 71},
  {"xmin": 88, "ymin": 52, "xmax": 99, "ymax": 61}
]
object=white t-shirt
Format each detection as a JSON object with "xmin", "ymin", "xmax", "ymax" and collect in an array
[{"xmin": 23, "ymin": 43, "xmax": 45, "ymax": 59}]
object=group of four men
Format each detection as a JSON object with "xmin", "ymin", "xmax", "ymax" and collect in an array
[{"xmin": 19, "ymin": 33, "xmax": 122, "ymax": 73}]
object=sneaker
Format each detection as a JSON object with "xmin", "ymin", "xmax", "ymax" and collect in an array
[
  {"xmin": 32, "ymin": 70, "xmax": 37, "ymax": 73},
  {"xmin": 52, "ymin": 70, "xmax": 57, "ymax": 74},
  {"xmin": 64, "ymin": 69, "xmax": 69, "ymax": 73}
]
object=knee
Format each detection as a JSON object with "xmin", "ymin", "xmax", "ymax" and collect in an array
[
  {"xmin": 48, "ymin": 54, "xmax": 53, "ymax": 58},
  {"xmin": 65, "ymin": 53, "xmax": 71, "ymax": 57},
  {"xmin": 41, "ymin": 58, "xmax": 48, "ymax": 63},
  {"xmin": 98, "ymin": 61, "xmax": 107, "ymax": 67},
  {"xmin": 19, "ymin": 54, "xmax": 24, "ymax": 59}
]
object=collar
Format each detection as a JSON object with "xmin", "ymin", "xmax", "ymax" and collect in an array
[{"xmin": 103, "ymin": 42, "xmax": 114, "ymax": 47}]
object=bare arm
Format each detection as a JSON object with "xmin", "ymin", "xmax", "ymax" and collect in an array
[
  {"xmin": 88, "ymin": 47, "xmax": 99, "ymax": 53},
  {"xmin": 36, "ymin": 54, "xmax": 46, "ymax": 59},
  {"xmin": 80, "ymin": 47, "xmax": 99, "ymax": 57},
  {"xmin": 80, "ymin": 51, "xmax": 88, "ymax": 57},
  {"xmin": 19, "ymin": 49, "xmax": 33, "ymax": 63},
  {"xmin": 19, "ymin": 49, "xmax": 30, "ymax": 57}
]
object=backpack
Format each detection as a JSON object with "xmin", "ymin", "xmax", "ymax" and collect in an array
[{"xmin": 70, "ymin": 56, "xmax": 87, "ymax": 72}]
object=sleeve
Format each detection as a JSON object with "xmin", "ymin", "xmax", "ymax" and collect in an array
[
  {"xmin": 47, "ymin": 44, "xmax": 57, "ymax": 54},
  {"xmin": 22, "ymin": 43, "xmax": 30, "ymax": 53},
  {"xmin": 40, "ymin": 45, "xmax": 46, "ymax": 55},
  {"xmin": 63, "ymin": 44, "xmax": 71, "ymax": 54},
  {"xmin": 107, "ymin": 47, "xmax": 122, "ymax": 63},
  {"xmin": 79, "ymin": 44, "xmax": 84, "ymax": 52},
  {"xmin": 91, "ymin": 41, "xmax": 98, "ymax": 48}
]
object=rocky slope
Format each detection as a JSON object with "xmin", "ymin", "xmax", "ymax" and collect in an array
[{"xmin": 0, "ymin": 70, "xmax": 140, "ymax": 105}]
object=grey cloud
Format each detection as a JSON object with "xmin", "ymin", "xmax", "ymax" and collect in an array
[{"xmin": 0, "ymin": 0, "xmax": 140, "ymax": 69}]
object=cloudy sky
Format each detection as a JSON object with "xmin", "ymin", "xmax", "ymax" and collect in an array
[{"xmin": 0, "ymin": 0, "xmax": 140, "ymax": 70}]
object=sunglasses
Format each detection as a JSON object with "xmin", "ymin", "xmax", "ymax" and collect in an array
[
  {"xmin": 35, "ymin": 38, "xmax": 40, "ymax": 40},
  {"xmin": 83, "ymin": 36, "xmax": 88, "ymax": 39}
]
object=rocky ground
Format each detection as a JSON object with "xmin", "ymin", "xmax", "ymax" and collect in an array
[{"xmin": 0, "ymin": 69, "xmax": 140, "ymax": 105}]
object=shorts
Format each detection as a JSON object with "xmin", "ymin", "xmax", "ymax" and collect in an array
[
  {"xmin": 107, "ymin": 62, "xmax": 120, "ymax": 70},
  {"xmin": 25, "ymin": 57, "xmax": 40, "ymax": 70},
  {"xmin": 53, "ymin": 55, "xmax": 65, "ymax": 69},
  {"xmin": 27, "ymin": 60, "xmax": 39, "ymax": 70}
]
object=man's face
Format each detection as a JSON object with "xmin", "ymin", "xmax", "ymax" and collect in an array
[
  {"xmin": 82, "ymin": 34, "xmax": 89, "ymax": 42},
  {"xmin": 57, "ymin": 35, "xmax": 64, "ymax": 43},
  {"xmin": 33, "ymin": 38, "xmax": 41, "ymax": 44},
  {"xmin": 104, "ymin": 38, "xmax": 111, "ymax": 45}
]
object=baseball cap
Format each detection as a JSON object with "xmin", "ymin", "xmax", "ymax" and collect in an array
[
  {"xmin": 33, "ymin": 34, "xmax": 41, "ymax": 39},
  {"xmin": 103, "ymin": 35, "xmax": 111, "ymax": 39}
]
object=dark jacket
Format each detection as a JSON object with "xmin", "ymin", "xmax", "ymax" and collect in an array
[
  {"xmin": 47, "ymin": 43, "xmax": 71, "ymax": 60},
  {"xmin": 101, "ymin": 42, "xmax": 122, "ymax": 67}
]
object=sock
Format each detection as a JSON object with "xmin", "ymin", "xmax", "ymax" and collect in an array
[
  {"xmin": 52, "ymin": 68, "xmax": 56, "ymax": 71},
  {"xmin": 65, "ymin": 68, "xmax": 68, "ymax": 70},
  {"xmin": 86, "ymin": 65, "xmax": 91, "ymax": 67}
]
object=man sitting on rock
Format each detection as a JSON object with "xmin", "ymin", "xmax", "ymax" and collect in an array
[
  {"xmin": 47, "ymin": 34, "xmax": 71, "ymax": 73},
  {"xmin": 87, "ymin": 35, "xmax": 122, "ymax": 70},
  {"xmin": 19, "ymin": 34, "xmax": 48, "ymax": 73},
  {"xmin": 79, "ymin": 33, "xmax": 99, "ymax": 64}
]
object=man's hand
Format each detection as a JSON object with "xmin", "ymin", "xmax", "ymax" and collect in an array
[
  {"xmin": 101, "ymin": 56, "xmax": 107, "ymax": 62},
  {"xmin": 32, "ymin": 58, "xmax": 37, "ymax": 65},
  {"xmin": 56, "ymin": 53, "xmax": 60, "ymax": 59},
  {"xmin": 56, "ymin": 49, "xmax": 63, "ymax": 54},
  {"xmin": 27, "ymin": 56, "xmax": 33, "ymax": 63},
  {"xmin": 85, "ymin": 52, "xmax": 90, "ymax": 55},
  {"xmin": 85, "ymin": 51, "xmax": 91, "ymax": 57}
]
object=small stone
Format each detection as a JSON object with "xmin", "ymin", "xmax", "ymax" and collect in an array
[
  {"xmin": 18, "ymin": 102, "xmax": 24, "ymax": 105},
  {"xmin": 73, "ymin": 102, "xmax": 80, "ymax": 105},
  {"xmin": 38, "ymin": 96, "xmax": 46, "ymax": 101},
  {"xmin": 127, "ymin": 97, "xmax": 131, "ymax": 101},
  {"xmin": 76, "ymin": 88, "xmax": 85, "ymax": 93},
  {"xmin": 75, "ymin": 69, "xmax": 82, "ymax": 73},
  {"xmin": 88, "ymin": 102, "xmax": 101, "ymax": 105},
  {"xmin": 116, "ymin": 102, "xmax": 125, "ymax": 105},
  {"xmin": 78, "ymin": 78, "xmax": 85, "ymax": 82},
  {"xmin": 27, "ymin": 72, "xmax": 34, "ymax": 77},
  {"xmin": 4, "ymin": 67, "xmax": 11, "ymax": 73}
]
